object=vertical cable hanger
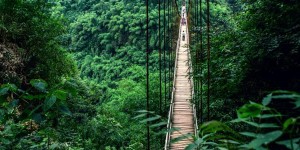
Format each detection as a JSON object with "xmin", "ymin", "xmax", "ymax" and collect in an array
[
  {"xmin": 164, "ymin": 0, "xmax": 167, "ymax": 109},
  {"xmin": 206, "ymin": 0, "xmax": 210, "ymax": 121},
  {"xmin": 170, "ymin": 0, "xmax": 173, "ymax": 89},
  {"xmin": 146, "ymin": 0, "xmax": 150, "ymax": 149},
  {"xmin": 168, "ymin": 0, "xmax": 171, "ymax": 101},
  {"xmin": 199, "ymin": 0, "xmax": 203, "ymax": 124},
  {"xmin": 197, "ymin": 0, "xmax": 201, "ymax": 122},
  {"xmin": 158, "ymin": 0, "xmax": 163, "ymax": 146},
  {"xmin": 195, "ymin": 0, "xmax": 198, "ymax": 120},
  {"xmin": 159, "ymin": 0, "xmax": 162, "ymax": 117},
  {"xmin": 195, "ymin": 0, "xmax": 199, "ymax": 120}
]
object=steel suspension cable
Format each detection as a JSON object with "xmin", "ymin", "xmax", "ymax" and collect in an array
[
  {"xmin": 195, "ymin": 0, "xmax": 199, "ymax": 119},
  {"xmin": 199, "ymin": 0, "xmax": 203, "ymax": 124},
  {"xmin": 159, "ymin": 0, "xmax": 162, "ymax": 118},
  {"xmin": 196, "ymin": 0, "xmax": 200, "ymax": 121},
  {"xmin": 206, "ymin": 0, "xmax": 210, "ymax": 121},
  {"xmin": 146, "ymin": 0, "xmax": 150, "ymax": 148},
  {"xmin": 168, "ymin": 0, "xmax": 171, "ymax": 101},
  {"xmin": 158, "ymin": 0, "xmax": 163, "ymax": 146},
  {"xmin": 164, "ymin": 0, "xmax": 167, "ymax": 110}
]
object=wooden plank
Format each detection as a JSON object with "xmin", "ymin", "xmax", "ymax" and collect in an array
[{"xmin": 168, "ymin": 9, "xmax": 196, "ymax": 150}]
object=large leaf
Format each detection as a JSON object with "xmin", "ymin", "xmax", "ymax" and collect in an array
[
  {"xmin": 294, "ymin": 99, "xmax": 300, "ymax": 109},
  {"xmin": 201, "ymin": 121, "xmax": 230, "ymax": 133},
  {"xmin": 240, "ymin": 132, "xmax": 257, "ymax": 138},
  {"xmin": 9, "ymin": 99, "xmax": 19, "ymax": 107},
  {"xmin": 262, "ymin": 93, "xmax": 272, "ymax": 106},
  {"xmin": 242, "ymin": 120, "xmax": 279, "ymax": 128},
  {"xmin": 150, "ymin": 122, "xmax": 167, "ymax": 128},
  {"xmin": 0, "ymin": 87, "xmax": 9, "ymax": 96},
  {"xmin": 133, "ymin": 113, "xmax": 147, "ymax": 119},
  {"xmin": 283, "ymin": 118, "xmax": 297, "ymax": 131},
  {"xmin": 257, "ymin": 114, "xmax": 282, "ymax": 119},
  {"xmin": 139, "ymin": 115, "xmax": 161, "ymax": 123},
  {"xmin": 276, "ymin": 138, "xmax": 300, "ymax": 149},
  {"xmin": 59, "ymin": 105, "xmax": 72, "ymax": 116},
  {"xmin": 241, "ymin": 130, "xmax": 282, "ymax": 149},
  {"xmin": 185, "ymin": 138, "xmax": 203, "ymax": 150},
  {"xmin": 237, "ymin": 103, "xmax": 264, "ymax": 119},
  {"xmin": 53, "ymin": 90, "xmax": 68, "ymax": 101},
  {"xmin": 43, "ymin": 95, "xmax": 56, "ymax": 111},
  {"xmin": 30, "ymin": 79, "xmax": 48, "ymax": 92},
  {"xmin": 201, "ymin": 121, "xmax": 237, "ymax": 135},
  {"xmin": 135, "ymin": 110, "xmax": 155, "ymax": 114}
]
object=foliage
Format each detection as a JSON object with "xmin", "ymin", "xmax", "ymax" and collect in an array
[
  {"xmin": 1, "ymin": 0, "xmax": 299, "ymax": 149},
  {"xmin": 0, "ymin": 79, "xmax": 74, "ymax": 149},
  {"xmin": 187, "ymin": 92, "xmax": 300, "ymax": 150},
  {"xmin": 0, "ymin": 0, "xmax": 77, "ymax": 85}
]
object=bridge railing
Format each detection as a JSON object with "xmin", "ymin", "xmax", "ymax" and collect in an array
[
  {"xmin": 164, "ymin": 15, "xmax": 182, "ymax": 150},
  {"xmin": 186, "ymin": 18, "xmax": 199, "ymax": 137}
]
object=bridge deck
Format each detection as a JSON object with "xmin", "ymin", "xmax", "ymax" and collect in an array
[{"xmin": 169, "ymin": 6, "xmax": 195, "ymax": 150}]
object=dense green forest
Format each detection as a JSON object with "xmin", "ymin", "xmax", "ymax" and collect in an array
[{"xmin": 0, "ymin": 0, "xmax": 299, "ymax": 149}]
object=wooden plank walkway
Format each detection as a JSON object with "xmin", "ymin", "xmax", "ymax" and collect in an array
[{"xmin": 169, "ymin": 6, "xmax": 195, "ymax": 150}]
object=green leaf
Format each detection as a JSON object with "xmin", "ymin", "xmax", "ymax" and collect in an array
[
  {"xmin": 30, "ymin": 79, "xmax": 48, "ymax": 92},
  {"xmin": 240, "ymin": 132, "xmax": 257, "ymax": 138},
  {"xmin": 9, "ymin": 99, "xmax": 19, "ymax": 107},
  {"xmin": 262, "ymin": 93, "xmax": 272, "ymax": 106},
  {"xmin": 59, "ymin": 105, "xmax": 72, "ymax": 116},
  {"xmin": 243, "ymin": 120, "xmax": 279, "ymax": 128},
  {"xmin": 294, "ymin": 99, "xmax": 300, "ymax": 109},
  {"xmin": 0, "ymin": 84, "xmax": 18, "ymax": 93},
  {"xmin": 201, "ymin": 120, "xmax": 235, "ymax": 134},
  {"xmin": 43, "ymin": 95, "xmax": 56, "ymax": 111},
  {"xmin": 276, "ymin": 138, "xmax": 300, "ymax": 149},
  {"xmin": 0, "ymin": 87, "xmax": 9, "ymax": 96},
  {"xmin": 150, "ymin": 122, "xmax": 167, "ymax": 128},
  {"xmin": 1, "ymin": 138, "xmax": 11, "ymax": 145},
  {"xmin": 242, "ymin": 131, "xmax": 282, "ymax": 149},
  {"xmin": 237, "ymin": 103, "xmax": 264, "ymax": 119},
  {"xmin": 22, "ymin": 94, "xmax": 34, "ymax": 100},
  {"xmin": 230, "ymin": 118, "xmax": 246, "ymax": 123},
  {"xmin": 271, "ymin": 94, "xmax": 300, "ymax": 100},
  {"xmin": 257, "ymin": 114, "xmax": 281, "ymax": 119},
  {"xmin": 185, "ymin": 138, "xmax": 203, "ymax": 150},
  {"xmin": 53, "ymin": 90, "xmax": 68, "ymax": 101},
  {"xmin": 283, "ymin": 118, "xmax": 297, "ymax": 131},
  {"xmin": 135, "ymin": 110, "xmax": 154, "ymax": 114},
  {"xmin": 133, "ymin": 113, "xmax": 147, "ymax": 119},
  {"xmin": 140, "ymin": 115, "xmax": 161, "ymax": 123},
  {"xmin": 50, "ymin": 143, "xmax": 59, "ymax": 149}
]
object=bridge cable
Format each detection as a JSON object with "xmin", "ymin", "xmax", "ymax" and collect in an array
[
  {"xmin": 199, "ymin": 0, "xmax": 203, "ymax": 124},
  {"xmin": 206, "ymin": 0, "xmax": 210, "ymax": 121},
  {"xmin": 164, "ymin": 0, "xmax": 167, "ymax": 110},
  {"xmin": 168, "ymin": 0, "xmax": 172, "ymax": 101},
  {"xmin": 195, "ymin": 0, "xmax": 199, "ymax": 120},
  {"xmin": 146, "ymin": 0, "xmax": 150, "ymax": 149},
  {"xmin": 159, "ymin": 0, "xmax": 162, "ymax": 119}
]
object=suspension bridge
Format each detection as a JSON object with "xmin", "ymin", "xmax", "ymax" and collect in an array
[
  {"xmin": 164, "ymin": 5, "xmax": 197, "ymax": 150},
  {"xmin": 145, "ymin": 0, "xmax": 210, "ymax": 149}
]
